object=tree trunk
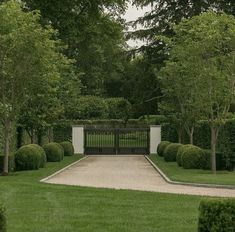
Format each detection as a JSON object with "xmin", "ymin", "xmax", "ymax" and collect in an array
[
  {"xmin": 2, "ymin": 118, "xmax": 11, "ymax": 175},
  {"xmin": 48, "ymin": 127, "xmax": 54, "ymax": 143},
  {"xmin": 31, "ymin": 129, "xmax": 37, "ymax": 144},
  {"xmin": 178, "ymin": 127, "xmax": 183, "ymax": 144},
  {"xmin": 211, "ymin": 126, "xmax": 217, "ymax": 174},
  {"xmin": 189, "ymin": 127, "xmax": 194, "ymax": 145}
]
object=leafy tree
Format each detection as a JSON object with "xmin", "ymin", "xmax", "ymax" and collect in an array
[
  {"xmin": 0, "ymin": 1, "xmax": 67, "ymax": 174},
  {"xmin": 22, "ymin": 0, "xmax": 127, "ymax": 96},
  {"xmin": 65, "ymin": 96, "xmax": 109, "ymax": 120},
  {"xmin": 161, "ymin": 11, "xmax": 235, "ymax": 173},
  {"xmin": 105, "ymin": 98, "xmax": 132, "ymax": 121}
]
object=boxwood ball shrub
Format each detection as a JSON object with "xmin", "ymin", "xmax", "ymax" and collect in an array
[
  {"xmin": 176, "ymin": 144, "xmax": 192, "ymax": 166},
  {"xmin": 157, "ymin": 141, "xmax": 171, "ymax": 156},
  {"xmin": 31, "ymin": 144, "xmax": 47, "ymax": 168},
  {"xmin": 163, "ymin": 143, "xmax": 183, "ymax": 162},
  {"xmin": 56, "ymin": 143, "xmax": 64, "ymax": 160},
  {"xmin": 198, "ymin": 199, "xmax": 235, "ymax": 232},
  {"xmin": 60, "ymin": 141, "xmax": 74, "ymax": 156},
  {"xmin": 43, "ymin": 142, "xmax": 64, "ymax": 162},
  {"xmin": 181, "ymin": 145, "xmax": 207, "ymax": 169},
  {"xmin": 0, "ymin": 205, "xmax": 6, "ymax": 232},
  {"xmin": 15, "ymin": 145, "xmax": 41, "ymax": 171}
]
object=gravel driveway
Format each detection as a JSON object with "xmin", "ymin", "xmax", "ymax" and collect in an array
[{"xmin": 43, "ymin": 155, "xmax": 235, "ymax": 197}]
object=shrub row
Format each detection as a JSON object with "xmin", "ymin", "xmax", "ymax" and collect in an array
[
  {"xmin": 162, "ymin": 119, "xmax": 235, "ymax": 169},
  {"xmin": 157, "ymin": 141, "xmax": 227, "ymax": 170},
  {"xmin": 1, "ymin": 141, "xmax": 74, "ymax": 172},
  {"xmin": 198, "ymin": 199, "xmax": 235, "ymax": 232},
  {"xmin": 0, "ymin": 205, "xmax": 6, "ymax": 232}
]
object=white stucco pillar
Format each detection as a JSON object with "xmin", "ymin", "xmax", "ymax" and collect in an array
[
  {"xmin": 150, "ymin": 125, "xmax": 161, "ymax": 154},
  {"xmin": 72, "ymin": 126, "xmax": 84, "ymax": 154}
]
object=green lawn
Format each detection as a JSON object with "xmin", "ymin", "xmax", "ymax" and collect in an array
[
  {"xmin": 0, "ymin": 155, "xmax": 210, "ymax": 232},
  {"xmin": 149, "ymin": 155, "xmax": 235, "ymax": 186}
]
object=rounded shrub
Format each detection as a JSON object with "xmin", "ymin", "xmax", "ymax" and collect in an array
[
  {"xmin": 181, "ymin": 145, "xmax": 207, "ymax": 169},
  {"xmin": 55, "ymin": 143, "xmax": 64, "ymax": 160},
  {"xmin": 15, "ymin": 145, "xmax": 41, "ymax": 171},
  {"xmin": 60, "ymin": 141, "xmax": 74, "ymax": 156},
  {"xmin": 31, "ymin": 144, "xmax": 47, "ymax": 168},
  {"xmin": 176, "ymin": 144, "xmax": 192, "ymax": 166},
  {"xmin": 43, "ymin": 142, "xmax": 64, "ymax": 162},
  {"xmin": 157, "ymin": 141, "xmax": 171, "ymax": 156},
  {"xmin": 163, "ymin": 143, "xmax": 183, "ymax": 162}
]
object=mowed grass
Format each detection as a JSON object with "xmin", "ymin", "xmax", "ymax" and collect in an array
[
  {"xmin": 149, "ymin": 155, "xmax": 235, "ymax": 186},
  {"xmin": 0, "ymin": 155, "xmax": 209, "ymax": 232}
]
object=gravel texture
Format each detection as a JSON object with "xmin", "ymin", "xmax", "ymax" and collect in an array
[{"xmin": 44, "ymin": 155, "xmax": 235, "ymax": 197}]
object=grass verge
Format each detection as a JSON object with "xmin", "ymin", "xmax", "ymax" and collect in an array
[
  {"xmin": 0, "ymin": 154, "xmax": 211, "ymax": 232},
  {"xmin": 149, "ymin": 154, "xmax": 235, "ymax": 186}
]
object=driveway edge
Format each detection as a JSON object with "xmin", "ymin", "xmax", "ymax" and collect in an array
[
  {"xmin": 40, "ymin": 155, "xmax": 88, "ymax": 183},
  {"xmin": 145, "ymin": 155, "xmax": 235, "ymax": 190}
]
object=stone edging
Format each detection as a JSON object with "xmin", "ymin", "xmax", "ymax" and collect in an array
[
  {"xmin": 145, "ymin": 155, "xmax": 235, "ymax": 190},
  {"xmin": 40, "ymin": 156, "xmax": 88, "ymax": 182}
]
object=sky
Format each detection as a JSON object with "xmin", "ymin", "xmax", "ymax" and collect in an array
[{"xmin": 123, "ymin": 2, "xmax": 152, "ymax": 47}]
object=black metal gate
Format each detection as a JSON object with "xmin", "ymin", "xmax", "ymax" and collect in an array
[{"xmin": 84, "ymin": 128, "xmax": 149, "ymax": 155}]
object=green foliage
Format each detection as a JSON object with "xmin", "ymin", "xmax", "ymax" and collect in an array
[
  {"xmin": 43, "ymin": 143, "xmax": 64, "ymax": 162},
  {"xmin": 176, "ymin": 145, "xmax": 192, "ymax": 167},
  {"xmin": 203, "ymin": 150, "xmax": 226, "ymax": 171},
  {"xmin": 60, "ymin": 142, "xmax": 74, "ymax": 156},
  {"xmin": 30, "ymin": 144, "xmax": 47, "ymax": 168},
  {"xmin": 66, "ymin": 96, "xmax": 108, "ymax": 120},
  {"xmin": 15, "ymin": 145, "xmax": 41, "ymax": 171},
  {"xmin": 23, "ymin": 0, "xmax": 127, "ymax": 96},
  {"xmin": 181, "ymin": 145, "xmax": 207, "ymax": 169},
  {"xmin": 105, "ymin": 98, "xmax": 132, "ymax": 121},
  {"xmin": 163, "ymin": 143, "xmax": 182, "ymax": 162},
  {"xmin": 194, "ymin": 121, "xmax": 211, "ymax": 149},
  {"xmin": 157, "ymin": 141, "xmax": 171, "ymax": 157},
  {"xmin": 0, "ymin": 155, "xmax": 15, "ymax": 172},
  {"xmin": 198, "ymin": 199, "xmax": 235, "ymax": 232},
  {"xmin": 217, "ymin": 120, "xmax": 235, "ymax": 170},
  {"xmin": 161, "ymin": 124, "xmax": 178, "ymax": 143},
  {"xmin": 0, "ymin": 205, "xmax": 6, "ymax": 232}
]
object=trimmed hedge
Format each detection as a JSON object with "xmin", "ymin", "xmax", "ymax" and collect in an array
[
  {"xmin": 60, "ymin": 142, "xmax": 74, "ymax": 156},
  {"xmin": 15, "ymin": 145, "xmax": 41, "ymax": 171},
  {"xmin": 0, "ymin": 155, "xmax": 15, "ymax": 172},
  {"xmin": 43, "ymin": 143, "xmax": 64, "ymax": 162},
  {"xmin": 198, "ymin": 199, "xmax": 235, "ymax": 232},
  {"xmin": 176, "ymin": 144, "xmax": 192, "ymax": 167},
  {"xmin": 163, "ymin": 143, "xmax": 182, "ymax": 162},
  {"xmin": 31, "ymin": 144, "xmax": 47, "ymax": 168},
  {"xmin": 0, "ymin": 205, "xmax": 6, "ymax": 232},
  {"xmin": 181, "ymin": 145, "xmax": 207, "ymax": 169},
  {"xmin": 203, "ymin": 150, "xmax": 226, "ymax": 170},
  {"xmin": 157, "ymin": 141, "xmax": 171, "ymax": 157}
]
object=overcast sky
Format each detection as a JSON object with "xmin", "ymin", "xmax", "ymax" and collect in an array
[{"xmin": 123, "ymin": 2, "xmax": 152, "ymax": 47}]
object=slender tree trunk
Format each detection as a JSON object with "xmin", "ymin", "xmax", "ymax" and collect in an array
[
  {"xmin": 31, "ymin": 129, "xmax": 37, "ymax": 144},
  {"xmin": 48, "ymin": 127, "xmax": 54, "ymax": 143},
  {"xmin": 178, "ymin": 127, "xmax": 183, "ymax": 144},
  {"xmin": 189, "ymin": 126, "xmax": 194, "ymax": 145},
  {"xmin": 211, "ymin": 126, "xmax": 217, "ymax": 174},
  {"xmin": 2, "ymin": 118, "xmax": 11, "ymax": 175}
]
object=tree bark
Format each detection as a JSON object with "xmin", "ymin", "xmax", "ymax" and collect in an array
[
  {"xmin": 211, "ymin": 126, "xmax": 217, "ymax": 174},
  {"xmin": 31, "ymin": 128, "xmax": 37, "ymax": 144},
  {"xmin": 2, "ymin": 118, "xmax": 11, "ymax": 175},
  {"xmin": 48, "ymin": 127, "xmax": 54, "ymax": 143},
  {"xmin": 189, "ymin": 126, "xmax": 194, "ymax": 145},
  {"xmin": 178, "ymin": 127, "xmax": 183, "ymax": 144}
]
